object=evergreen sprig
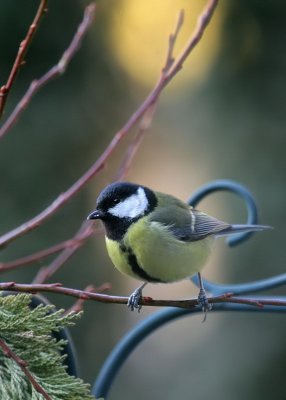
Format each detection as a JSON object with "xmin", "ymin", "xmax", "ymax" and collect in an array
[{"xmin": 0, "ymin": 293, "xmax": 94, "ymax": 400}]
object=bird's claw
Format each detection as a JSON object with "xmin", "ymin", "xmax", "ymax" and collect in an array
[
  {"xmin": 127, "ymin": 288, "xmax": 143, "ymax": 312},
  {"xmin": 198, "ymin": 287, "xmax": 212, "ymax": 322}
]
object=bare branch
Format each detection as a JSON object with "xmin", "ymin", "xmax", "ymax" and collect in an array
[
  {"xmin": 65, "ymin": 283, "xmax": 111, "ymax": 314},
  {"xmin": 165, "ymin": 0, "xmax": 219, "ymax": 83},
  {"xmin": 0, "ymin": 338, "xmax": 52, "ymax": 400},
  {"xmin": 32, "ymin": 221, "xmax": 99, "ymax": 284},
  {"xmin": 0, "ymin": 3, "xmax": 96, "ymax": 139},
  {"xmin": 162, "ymin": 9, "xmax": 185, "ymax": 74},
  {"xmin": 115, "ymin": 102, "xmax": 157, "ymax": 181},
  {"xmin": 0, "ymin": 223, "xmax": 98, "ymax": 275},
  {"xmin": 0, "ymin": 0, "xmax": 48, "ymax": 119},
  {"xmin": 0, "ymin": 281, "xmax": 285, "ymax": 309}
]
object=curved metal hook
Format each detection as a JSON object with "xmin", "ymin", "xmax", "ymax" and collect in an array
[
  {"xmin": 191, "ymin": 272, "xmax": 286, "ymax": 296},
  {"xmin": 92, "ymin": 302, "xmax": 286, "ymax": 399},
  {"xmin": 188, "ymin": 179, "xmax": 259, "ymax": 247}
]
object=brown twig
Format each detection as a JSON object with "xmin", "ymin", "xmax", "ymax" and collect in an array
[
  {"xmin": 164, "ymin": 0, "xmax": 219, "ymax": 83},
  {"xmin": 115, "ymin": 102, "xmax": 158, "ymax": 181},
  {"xmin": 0, "ymin": 0, "xmax": 48, "ymax": 119},
  {"xmin": 163, "ymin": 9, "xmax": 185, "ymax": 74},
  {"xmin": 0, "ymin": 224, "xmax": 98, "ymax": 275},
  {"xmin": 0, "ymin": 281, "xmax": 285, "ymax": 309},
  {"xmin": 0, "ymin": 0, "xmax": 218, "ymax": 250},
  {"xmin": 65, "ymin": 283, "xmax": 111, "ymax": 314},
  {"xmin": 0, "ymin": 338, "xmax": 52, "ymax": 400},
  {"xmin": 0, "ymin": 3, "xmax": 96, "ymax": 139},
  {"xmin": 32, "ymin": 221, "xmax": 99, "ymax": 284}
]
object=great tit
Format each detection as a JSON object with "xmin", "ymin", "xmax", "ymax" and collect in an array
[{"xmin": 87, "ymin": 182, "xmax": 270, "ymax": 312}]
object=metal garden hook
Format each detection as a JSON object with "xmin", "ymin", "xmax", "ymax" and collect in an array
[{"xmin": 92, "ymin": 302, "xmax": 286, "ymax": 399}]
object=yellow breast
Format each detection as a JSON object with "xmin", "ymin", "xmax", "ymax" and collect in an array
[{"xmin": 105, "ymin": 217, "xmax": 213, "ymax": 283}]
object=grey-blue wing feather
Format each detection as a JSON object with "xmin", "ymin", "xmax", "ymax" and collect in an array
[
  {"xmin": 170, "ymin": 209, "xmax": 231, "ymax": 241},
  {"xmin": 170, "ymin": 212, "xmax": 271, "ymax": 241},
  {"xmin": 150, "ymin": 205, "xmax": 231, "ymax": 242}
]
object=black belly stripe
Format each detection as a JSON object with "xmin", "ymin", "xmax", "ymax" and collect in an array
[
  {"xmin": 124, "ymin": 246, "xmax": 163, "ymax": 283},
  {"xmin": 119, "ymin": 243, "xmax": 127, "ymax": 253}
]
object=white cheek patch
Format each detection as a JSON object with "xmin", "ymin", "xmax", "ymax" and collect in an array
[{"xmin": 109, "ymin": 187, "xmax": 148, "ymax": 218}]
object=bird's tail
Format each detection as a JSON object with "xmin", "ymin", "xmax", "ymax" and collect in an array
[{"xmin": 215, "ymin": 224, "xmax": 272, "ymax": 237}]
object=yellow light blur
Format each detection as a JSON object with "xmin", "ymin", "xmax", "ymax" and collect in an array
[{"xmin": 107, "ymin": 0, "xmax": 224, "ymax": 89}]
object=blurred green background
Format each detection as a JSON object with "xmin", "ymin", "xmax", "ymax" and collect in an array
[{"xmin": 0, "ymin": 1, "xmax": 285, "ymax": 399}]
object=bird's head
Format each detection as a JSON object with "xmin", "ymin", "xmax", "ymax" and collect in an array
[{"xmin": 87, "ymin": 182, "xmax": 157, "ymax": 240}]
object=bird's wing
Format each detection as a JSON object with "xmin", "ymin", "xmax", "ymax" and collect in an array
[
  {"xmin": 150, "ymin": 205, "xmax": 230, "ymax": 242},
  {"xmin": 185, "ymin": 210, "xmax": 231, "ymax": 241}
]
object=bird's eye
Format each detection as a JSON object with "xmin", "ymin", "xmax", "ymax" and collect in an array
[{"xmin": 112, "ymin": 198, "xmax": 120, "ymax": 205}]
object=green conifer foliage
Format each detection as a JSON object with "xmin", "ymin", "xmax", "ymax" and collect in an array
[{"xmin": 0, "ymin": 294, "xmax": 94, "ymax": 400}]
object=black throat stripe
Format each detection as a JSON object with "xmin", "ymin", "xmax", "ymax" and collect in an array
[{"xmin": 120, "ymin": 244, "xmax": 163, "ymax": 283}]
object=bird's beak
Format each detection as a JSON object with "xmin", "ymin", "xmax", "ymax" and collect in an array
[{"xmin": 87, "ymin": 209, "xmax": 102, "ymax": 220}]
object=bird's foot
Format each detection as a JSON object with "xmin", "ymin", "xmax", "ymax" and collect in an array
[
  {"xmin": 127, "ymin": 287, "xmax": 143, "ymax": 312},
  {"xmin": 198, "ymin": 287, "xmax": 212, "ymax": 322}
]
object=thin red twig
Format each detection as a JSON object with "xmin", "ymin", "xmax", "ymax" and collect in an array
[
  {"xmin": 32, "ymin": 221, "xmax": 99, "ymax": 284},
  {"xmin": 0, "ymin": 225, "xmax": 98, "ymax": 274},
  {"xmin": 0, "ymin": 338, "xmax": 52, "ymax": 400},
  {"xmin": 0, "ymin": 3, "xmax": 96, "ymax": 139},
  {"xmin": 65, "ymin": 283, "xmax": 111, "ymax": 314},
  {"xmin": 0, "ymin": 0, "xmax": 218, "ymax": 250},
  {"xmin": 164, "ymin": 0, "xmax": 219, "ymax": 83},
  {"xmin": 0, "ymin": 0, "xmax": 48, "ymax": 119},
  {"xmin": 163, "ymin": 9, "xmax": 185, "ymax": 74},
  {"xmin": 115, "ymin": 102, "xmax": 158, "ymax": 181}
]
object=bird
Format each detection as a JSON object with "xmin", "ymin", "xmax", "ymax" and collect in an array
[{"xmin": 87, "ymin": 182, "xmax": 271, "ymax": 313}]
